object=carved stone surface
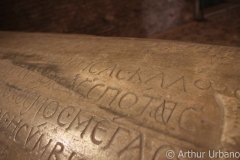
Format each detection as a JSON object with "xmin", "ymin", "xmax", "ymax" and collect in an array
[
  {"xmin": 0, "ymin": 31, "xmax": 239, "ymax": 160},
  {"xmin": 0, "ymin": 141, "xmax": 9, "ymax": 160}
]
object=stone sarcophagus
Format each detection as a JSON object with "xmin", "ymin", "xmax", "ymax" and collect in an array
[{"xmin": 0, "ymin": 32, "xmax": 239, "ymax": 160}]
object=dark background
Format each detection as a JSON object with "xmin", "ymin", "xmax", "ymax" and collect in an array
[{"xmin": 0, "ymin": 0, "xmax": 239, "ymax": 46}]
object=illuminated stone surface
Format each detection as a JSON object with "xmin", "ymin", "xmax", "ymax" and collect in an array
[{"xmin": 0, "ymin": 31, "xmax": 239, "ymax": 160}]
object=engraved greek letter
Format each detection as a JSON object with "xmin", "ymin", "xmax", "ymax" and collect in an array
[
  {"xmin": 57, "ymin": 106, "xmax": 75, "ymax": 127},
  {"xmin": 20, "ymin": 93, "xmax": 40, "ymax": 115},
  {"xmin": 98, "ymin": 64, "xmax": 117, "ymax": 77},
  {"xmin": 150, "ymin": 100, "xmax": 177, "ymax": 124},
  {"xmin": 119, "ymin": 92, "xmax": 138, "ymax": 109},
  {"xmin": 118, "ymin": 133, "xmax": 144, "ymax": 160},
  {"xmin": 87, "ymin": 83, "xmax": 105, "ymax": 100},
  {"xmin": 194, "ymin": 79, "xmax": 211, "ymax": 90},
  {"xmin": 103, "ymin": 127, "xmax": 130, "ymax": 150},
  {"xmin": 43, "ymin": 101, "xmax": 59, "ymax": 119},
  {"xmin": 32, "ymin": 134, "xmax": 52, "ymax": 157},
  {"xmin": 91, "ymin": 120, "xmax": 108, "ymax": 145},
  {"xmin": 14, "ymin": 124, "xmax": 29, "ymax": 142},
  {"xmin": 162, "ymin": 76, "xmax": 186, "ymax": 92},
  {"xmin": 48, "ymin": 142, "xmax": 64, "ymax": 160},
  {"xmin": 128, "ymin": 68, "xmax": 142, "ymax": 83}
]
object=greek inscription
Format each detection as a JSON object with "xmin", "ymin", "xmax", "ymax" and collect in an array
[
  {"xmin": 97, "ymin": 86, "xmax": 122, "ymax": 108},
  {"xmin": 86, "ymin": 83, "xmax": 106, "ymax": 101},
  {"xmin": 32, "ymin": 135, "xmax": 52, "ymax": 157},
  {"xmin": 137, "ymin": 95, "xmax": 161, "ymax": 116},
  {"xmin": 103, "ymin": 127, "xmax": 130, "ymax": 150},
  {"xmin": 24, "ymin": 127, "xmax": 41, "ymax": 147},
  {"xmin": 91, "ymin": 120, "xmax": 108, "ymax": 145},
  {"xmin": 150, "ymin": 100, "xmax": 177, "ymax": 125},
  {"xmin": 20, "ymin": 93, "xmax": 41, "ymax": 115},
  {"xmin": 57, "ymin": 106, "xmax": 76, "ymax": 127},
  {"xmin": 43, "ymin": 101, "xmax": 59, "ymax": 119},
  {"xmin": 162, "ymin": 76, "xmax": 186, "ymax": 92},
  {"xmin": 116, "ymin": 69, "xmax": 129, "ymax": 80},
  {"xmin": 66, "ymin": 110, "xmax": 94, "ymax": 138},
  {"xmin": 194, "ymin": 79, "xmax": 211, "ymax": 90},
  {"xmin": 0, "ymin": 111, "xmax": 11, "ymax": 128},
  {"xmin": 48, "ymin": 142, "xmax": 64, "ymax": 160},
  {"xmin": 128, "ymin": 68, "xmax": 142, "ymax": 83},
  {"xmin": 6, "ymin": 116, "xmax": 23, "ymax": 137},
  {"xmin": 97, "ymin": 64, "xmax": 117, "ymax": 77},
  {"xmin": 118, "ymin": 92, "xmax": 139, "ymax": 109},
  {"xmin": 144, "ymin": 73, "xmax": 163, "ymax": 84},
  {"xmin": 118, "ymin": 133, "xmax": 145, "ymax": 160},
  {"xmin": 14, "ymin": 123, "xmax": 29, "ymax": 143},
  {"xmin": 0, "ymin": 107, "xmax": 82, "ymax": 160}
]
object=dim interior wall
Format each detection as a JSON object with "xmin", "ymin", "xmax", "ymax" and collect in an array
[
  {"xmin": 0, "ymin": 0, "xmax": 193, "ymax": 37},
  {"xmin": 142, "ymin": 0, "xmax": 193, "ymax": 36}
]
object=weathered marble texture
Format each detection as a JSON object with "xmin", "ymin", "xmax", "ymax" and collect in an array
[{"xmin": 0, "ymin": 32, "xmax": 239, "ymax": 160}]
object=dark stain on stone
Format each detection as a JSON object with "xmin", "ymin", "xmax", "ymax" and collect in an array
[
  {"xmin": 2, "ymin": 54, "xmax": 83, "ymax": 101},
  {"xmin": 12, "ymin": 60, "xmax": 86, "ymax": 100},
  {"xmin": 12, "ymin": 61, "xmax": 73, "ymax": 90},
  {"xmin": 6, "ymin": 83, "xmax": 22, "ymax": 91},
  {"xmin": 13, "ymin": 61, "xmax": 59, "ymax": 74}
]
